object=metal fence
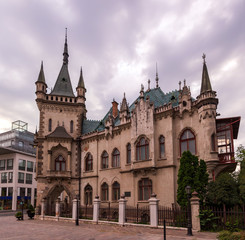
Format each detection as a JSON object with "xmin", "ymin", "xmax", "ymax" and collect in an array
[
  {"xmin": 125, "ymin": 204, "xmax": 150, "ymax": 224},
  {"xmin": 99, "ymin": 202, "xmax": 119, "ymax": 222},
  {"xmin": 158, "ymin": 205, "xmax": 188, "ymax": 227},
  {"xmin": 200, "ymin": 205, "xmax": 245, "ymax": 230},
  {"xmin": 60, "ymin": 203, "xmax": 72, "ymax": 218},
  {"xmin": 79, "ymin": 205, "xmax": 93, "ymax": 219}
]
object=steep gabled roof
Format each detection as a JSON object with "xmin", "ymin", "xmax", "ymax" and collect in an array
[
  {"xmin": 47, "ymin": 126, "xmax": 73, "ymax": 139},
  {"xmin": 200, "ymin": 54, "xmax": 212, "ymax": 94}
]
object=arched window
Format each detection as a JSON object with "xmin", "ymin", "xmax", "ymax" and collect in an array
[
  {"xmin": 211, "ymin": 133, "xmax": 216, "ymax": 151},
  {"xmin": 55, "ymin": 155, "xmax": 66, "ymax": 171},
  {"xmin": 101, "ymin": 182, "xmax": 108, "ymax": 201},
  {"xmin": 126, "ymin": 143, "xmax": 131, "ymax": 164},
  {"xmin": 48, "ymin": 119, "xmax": 52, "ymax": 132},
  {"xmin": 112, "ymin": 181, "xmax": 120, "ymax": 201},
  {"xmin": 70, "ymin": 120, "xmax": 74, "ymax": 133},
  {"xmin": 136, "ymin": 137, "xmax": 149, "ymax": 161},
  {"xmin": 84, "ymin": 184, "xmax": 93, "ymax": 205},
  {"xmin": 159, "ymin": 135, "xmax": 165, "ymax": 158},
  {"xmin": 85, "ymin": 153, "xmax": 93, "ymax": 171},
  {"xmin": 112, "ymin": 148, "xmax": 120, "ymax": 167},
  {"xmin": 180, "ymin": 129, "xmax": 196, "ymax": 155},
  {"xmin": 138, "ymin": 178, "xmax": 152, "ymax": 201},
  {"xmin": 101, "ymin": 151, "xmax": 109, "ymax": 169}
]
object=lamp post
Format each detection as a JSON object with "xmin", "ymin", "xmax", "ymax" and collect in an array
[{"xmin": 185, "ymin": 186, "xmax": 192, "ymax": 236}]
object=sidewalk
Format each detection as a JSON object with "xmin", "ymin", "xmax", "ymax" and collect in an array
[{"xmin": 0, "ymin": 215, "xmax": 218, "ymax": 240}]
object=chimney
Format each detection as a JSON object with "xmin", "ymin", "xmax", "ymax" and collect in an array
[{"xmin": 112, "ymin": 99, "xmax": 118, "ymax": 118}]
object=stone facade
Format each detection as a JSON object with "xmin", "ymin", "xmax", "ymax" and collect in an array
[{"xmin": 35, "ymin": 37, "xmax": 240, "ymax": 211}]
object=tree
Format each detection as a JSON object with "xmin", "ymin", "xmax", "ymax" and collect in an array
[
  {"xmin": 177, "ymin": 151, "xmax": 209, "ymax": 207},
  {"xmin": 237, "ymin": 145, "xmax": 245, "ymax": 203},
  {"xmin": 206, "ymin": 172, "xmax": 239, "ymax": 208}
]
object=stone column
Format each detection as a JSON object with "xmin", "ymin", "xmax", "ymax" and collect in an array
[
  {"xmin": 149, "ymin": 193, "xmax": 159, "ymax": 228},
  {"xmin": 55, "ymin": 198, "xmax": 61, "ymax": 221},
  {"xmin": 72, "ymin": 198, "xmax": 78, "ymax": 220},
  {"xmin": 119, "ymin": 195, "xmax": 127, "ymax": 225},
  {"xmin": 191, "ymin": 191, "xmax": 201, "ymax": 231},
  {"xmin": 93, "ymin": 196, "xmax": 100, "ymax": 223},
  {"xmin": 41, "ymin": 198, "xmax": 47, "ymax": 220}
]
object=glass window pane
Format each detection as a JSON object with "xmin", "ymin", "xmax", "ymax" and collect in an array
[
  {"xmin": 181, "ymin": 142, "xmax": 187, "ymax": 154},
  {"xmin": 189, "ymin": 140, "xmax": 196, "ymax": 154}
]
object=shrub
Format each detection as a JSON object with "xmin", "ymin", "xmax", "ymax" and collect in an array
[{"xmin": 199, "ymin": 208, "xmax": 219, "ymax": 231}]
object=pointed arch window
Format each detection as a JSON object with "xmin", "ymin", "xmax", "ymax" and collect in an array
[
  {"xmin": 138, "ymin": 178, "xmax": 152, "ymax": 201},
  {"xmin": 101, "ymin": 182, "xmax": 109, "ymax": 201},
  {"xmin": 112, "ymin": 181, "xmax": 120, "ymax": 201},
  {"xmin": 85, "ymin": 153, "xmax": 93, "ymax": 171},
  {"xmin": 211, "ymin": 133, "xmax": 216, "ymax": 151},
  {"xmin": 126, "ymin": 143, "xmax": 131, "ymax": 164},
  {"xmin": 180, "ymin": 129, "xmax": 196, "ymax": 155},
  {"xmin": 70, "ymin": 120, "xmax": 74, "ymax": 133},
  {"xmin": 84, "ymin": 184, "xmax": 93, "ymax": 205},
  {"xmin": 136, "ymin": 137, "xmax": 149, "ymax": 161},
  {"xmin": 55, "ymin": 155, "xmax": 66, "ymax": 171},
  {"xmin": 48, "ymin": 119, "xmax": 52, "ymax": 132},
  {"xmin": 101, "ymin": 151, "xmax": 109, "ymax": 169},
  {"xmin": 112, "ymin": 148, "xmax": 120, "ymax": 168},
  {"xmin": 159, "ymin": 135, "xmax": 165, "ymax": 158}
]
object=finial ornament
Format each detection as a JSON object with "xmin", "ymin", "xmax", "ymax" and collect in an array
[
  {"xmin": 141, "ymin": 84, "xmax": 144, "ymax": 91},
  {"xmin": 155, "ymin": 62, "xmax": 159, "ymax": 88},
  {"xmin": 184, "ymin": 79, "xmax": 186, "ymax": 87},
  {"xmin": 179, "ymin": 81, "xmax": 181, "ymax": 90},
  {"xmin": 202, "ymin": 53, "xmax": 206, "ymax": 63},
  {"xmin": 123, "ymin": 92, "xmax": 125, "ymax": 98},
  {"xmin": 148, "ymin": 79, "xmax": 150, "ymax": 90}
]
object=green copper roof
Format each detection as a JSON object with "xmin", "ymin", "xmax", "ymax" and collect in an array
[{"xmin": 82, "ymin": 87, "xmax": 180, "ymax": 135}]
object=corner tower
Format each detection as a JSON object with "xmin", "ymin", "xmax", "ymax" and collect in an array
[{"xmin": 35, "ymin": 32, "xmax": 86, "ymax": 213}]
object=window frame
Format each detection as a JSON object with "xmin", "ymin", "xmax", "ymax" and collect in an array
[
  {"xmin": 136, "ymin": 137, "xmax": 149, "ymax": 161},
  {"xmin": 180, "ymin": 129, "xmax": 196, "ymax": 155},
  {"xmin": 26, "ymin": 173, "xmax": 32, "ymax": 184},
  {"xmin": 55, "ymin": 155, "xmax": 66, "ymax": 171},
  {"xmin": 84, "ymin": 184, "xmax": 93, "ymax": 205},
  {"xmin": 0, "ymin": 159, "xmax": 5, "ymax": 170},
  {"xmin": 101, "ymin": 182, "xmax": 109, "ymax": 201},
  {"xmin": 18, "ymin": 159, "xmax": 26, "ymax": 171},
  {"xmin": 126, "ymin": 143, "xmax": 131, "ymax": 164},
  {"xmin": 70, "ymin": 120, "xmax": 74, "ymax": 133},
  {"xmin": 101, "ymin": 151, "xmax": 109, "ymax": 169},
  {"xmin": 48, "ymin": 118, "xmax": 52, "ymax": 132},
  {"xmin": 1, "ymin": 172, "xmax": 7, "ymax": 183},
  {"xmin": 27, "ymin": 161, "xmax": 34, "ymax": 172},
  {"xmin": 159, "ymin": 135, "xmax": 165, "ymax": 158},
  {"xmin": 7, "ymin": 159, "xmax": 13, "ymax": 170},
  {"xmin": 18, "ymin": 172, "xmax": 24, "ymax": 183},
  {"xmin": 112, "ymin": 148, "xmax": 120, "ymax": 168},
  {"xmin": 85, "ymin": 153, "xmax": 93, "ymax": 172},
  {"xmin": 138, "ymin": 178, "xmax": 152, "ymax": 201},
  {"xmin": 112, "ymin": 181, "xmax": 120, "ymax": 201}
]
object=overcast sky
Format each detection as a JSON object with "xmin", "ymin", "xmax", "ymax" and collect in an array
[{"xmin": 0, "ymin": 0, "xmax": 244, "ymax": 148}]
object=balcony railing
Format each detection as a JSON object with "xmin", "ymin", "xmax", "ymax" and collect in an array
[{"xmin": 218, "ymin": 152, "xmax": 235, "ymax": 163}]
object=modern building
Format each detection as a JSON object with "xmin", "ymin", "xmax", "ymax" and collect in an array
[
  {"xmin": 35, "ymin": 35, "xmax": 240, "ymax": 214},
  {"xmin": 0, "ymin": 120, "xmax": 37, "ymax": 210}
]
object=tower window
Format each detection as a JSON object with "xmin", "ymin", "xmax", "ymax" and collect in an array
[
  {"xmin": 48, "ymin": 119, "xmax": 52, "ymax": 132},
  {"xmin": 159, "ymin": 135, "xmax": 165, "ymax": 158},
  {"xmin": 70, "ymin": 120, "xmax": 74, "ymax": 133},
  {"xmin": 55, "ymin": 155, "xmax": 66, "ymax": 171}
]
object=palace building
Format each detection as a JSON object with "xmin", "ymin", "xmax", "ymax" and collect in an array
[{"xmin": 35, "ymin": 34, "xmax": 240, "ymax": 213}]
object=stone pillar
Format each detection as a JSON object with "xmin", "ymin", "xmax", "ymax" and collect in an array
[
  {"xmin": 93, "ymin": 196, "xmax": 100, "ymax": 223},
  {"xmin": 72, "ymin": 198, "xmax": 78, "ymax": 220},
  {"xmin": 41, "ymin": 198, "xmax": 47, "ymax": 220},
  {"xmin": 191, "ymin": 191, "xmax": 201, "ymax": 231},
  {"xmin": 149, "ymin": 193, "xmax": 159, "ymax": 227},
  {"xmin": 55, "ymin": 198, "xmax": 61, "ymax": 221},
  {"xmin": 119, "ymin": 195, "xmax": 127, "ymax": 225}
]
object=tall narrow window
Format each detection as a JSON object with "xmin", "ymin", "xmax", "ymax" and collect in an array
[
  {"xmin": 85, "ymin": 153, "xmax": 93, "ymax": 171},
  {"xmin": 101, "ymin": 183, "xmax": 109, "ymax": 201},
  {"xmin": 127, "ymin": 143, "xmax": 131, "ymax": 164},
  {"xmin": 159, "ymin": 135, "xmax": 165, "ymax": 158},
  {"xmin": 112, "ymin": 148, "xmax": 120, "ymax": 167},
  {"xmin": 70, "ymin": 120, "xmax": 74, "ymax": 133},
  {"xmin": 211, "ymin": 133, "xmax": 216, "ymax": 151},
  {"xmin": 48, "ymin": 119, "xmax": 52, "ymax": 132},
  {"xmin": 84, "ymin": 184, "xmax": 93, "ymax": 205},
  {"xmin": 138, "ymin": 178, "xmax": 152, "ymax": 201},
  {"xmin": 55, "ymin": 155, "xmax": 66, "ymax": 171},
  {"xmin": 136, "ymin": 137, "xmax": 149, "ymax": 161},
  {"xmin": 0, "ymin": 160, "xmax": 5, "ymax": 170},
  {"xmin": 180, "ymin": 129, "xmax": 196, "ymax": 155},
  {"xmin": 112, "ymin": 182, "xmax": 120, "ymax": 201},
  {"xmin": 101, "ymin": 151, "xmax": 109, "ymax": 169},
  {"xmin": 1, "ymin": 172, "xmax": 7, "ymax": 183}
]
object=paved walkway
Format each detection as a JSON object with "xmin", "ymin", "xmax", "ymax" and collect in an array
[{"xmin": 0, "ymin": 215, "xmax": 218, "ymax": 240}]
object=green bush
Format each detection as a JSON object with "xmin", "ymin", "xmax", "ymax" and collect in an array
[
  {"xmin": 218, "ymin": 231, "xmax": 245, "ymax": 240},
  {"xmin": 199, "ymin": 209, "xmax": 219, "ymax": 231},
  {"xmin": 15, "ymin": 211, "xmax": 22, "ymax": 219},
  {"xmin": 225, "ymin": 220, "xmax": 239, "ymax": 232}
]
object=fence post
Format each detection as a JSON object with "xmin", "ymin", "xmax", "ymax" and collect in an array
[
  {"xmin": 72, "ymin": 198, "xmax": 78, "ymax": 220},
  {"xmin": 190, "ymin": 191, "xmax": 200, "ymax": 231},
  {"xmin": 55, "ymin": 198, "xmax": 60, "ymax": 221},
  {"xmin": 149, "ymin": 193, "xmax": 159, "ymax": 227},
  {"xmin": 93, "ymin": 196, "xmax": 100, "ymax": 223},
  {"xmin": 41, "ymin": 198, "xmax": 47, "ymax": 220},
  {"xmin": 119, "ymin": 195, "xmax": 127, "ymax": 225}
]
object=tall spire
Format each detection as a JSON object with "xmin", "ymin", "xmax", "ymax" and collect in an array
[
  {"xmin": 37, "ymin": 61, "xmax": 46, "ymax": 83},
  {"xmin": 200, "ymin": 53, "xmax": 212, "ymax": 94},
  {"xmin": 63, "ymin": 28, "xmax": 69, "ymax": 65},
  {"xmin": 155, "ymin": 62, "xmax": 159, "ymax": 88},
  {"xmin": 77, "ymin": 66, "xmax": 85, "ymax": 88}
]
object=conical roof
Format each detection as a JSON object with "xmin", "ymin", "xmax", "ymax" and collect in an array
[
  {"xmin": 200, "ymin": 54, "xmax": 212, "ymax": 94},
  {"xmin": 77, "ymin": 67, "xmax": 85, "ymax": 88},
  {"xmin": 36, "ymin": 61, "xmax": 46, "ymax": 84}
]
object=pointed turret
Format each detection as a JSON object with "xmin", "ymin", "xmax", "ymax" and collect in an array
[
  {"xmin": 120, "ymin": 93, "xmax": 129, "ymax": 124},
  {"xmin": 76, "ymin": 67, "xmax": 86, "ymax": 105},
  {"xmin": 155, "ymin": 63, "xmax": 159, "ymax": 88},
  {"xmin": 35, "ymin": 61, "xmax": 47, "ymax": 100},
  {"xmin": 51, "ymin": 29, "xmax": 75, "ymax": 97},
  {"xmin": 200, "ymin": 54, "xmax": 212, "ymax": 94},
  {"xmin": 77, "ymin": 67, "xmax": 85, "ymax": 88}
]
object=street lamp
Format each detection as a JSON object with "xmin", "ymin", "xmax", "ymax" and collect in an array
[{"xmin": 185, "ymin": 186, "xmax": 192, "ymax": 236}]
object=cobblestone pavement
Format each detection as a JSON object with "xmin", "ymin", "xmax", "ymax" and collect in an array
[{"xmin": 0, "ymin": 215, "xmax": 217, "ymax": 240}]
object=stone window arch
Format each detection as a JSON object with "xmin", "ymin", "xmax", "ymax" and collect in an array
[
  {"xmin": 55, "ymin": 155, "xmax": 66, "ymax": 171},
  {"xmin": 84, "ymin": 184, "xmax": 93, "ymax": 205},
  {"xmin": 112, "ymin": 148, "xmax": 120, "ymax": 168},
  {"xmin": 112, "ymin": 181, "xmax": 120, "ymax": 201},
  {"xmin": 85, "ymin": 153, "xmax": 93, "ymax": 171},
  {"xmin": 126, "ymin": 143, "xmax": 131, "ymax": 164},
  {"xmin": 138, "ymin": 178, "xmax": 152, "ymax": 201},
  {"xmin": 101, "ymin": 151, "xmax": 109, "ymax": 169},
  {"xmin": 159, "ymin": 135, "xmax": 165, "ymax": 158},
  {"xmin": 180, "ymin": 129, "xmax": 196, "ymax": 155},
  {"xmin": 136, "ymin": 136, "xmax": 149, "ymax": 161},
  {"xmin": 101, "ymin": 182, "xmax": 109, "ymax": 201}
]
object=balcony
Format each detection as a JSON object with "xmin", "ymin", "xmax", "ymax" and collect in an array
[{"xmin": 218, "ymin": 152, "xmax": 235, "ymax": 163}]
